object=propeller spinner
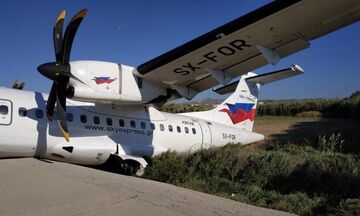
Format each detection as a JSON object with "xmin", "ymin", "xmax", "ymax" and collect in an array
[{"xmin": 37, "ymin": 9, "xmax": 88, "ymax": 142}]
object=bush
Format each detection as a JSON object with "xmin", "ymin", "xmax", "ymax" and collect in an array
[
  {"xmin": 256, "ymin": 93, "xmax": 360, "ymax": 118},
  {"xmin": 144, "ymin": 144, "xmax": 360, "ymax": 215},
  {"xmin": 256, "ymin": 99, "xmax": 340, "ymax": 117},
  {"xmin": 337, "ymin": 199, "xmax": 360, "ymax": 216},
  {"xmin": 272, "ymin": 193, "xmax": 325, "ymax": 215},
  {"xmin": 143, "ymin": 152, "xmax": 188, "ymax": 184},
  {"xmin": 295, "ymin": 111, "xmax": 323, "ymax": 117},
  {"xmin": 317, "ymin": 133, "xmax": 345, "ymax": 153}
]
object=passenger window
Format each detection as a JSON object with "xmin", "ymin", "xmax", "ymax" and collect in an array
[
  {"xmin": 160, "ymin": 124, "xmax": 164, "ymax": 131},
  {"xmin": 35, "ymin": 109, "xmax": 43, "ymax": 119},
  {"xmin": 168, "ymin": 125, "xmax": 173, "ymax": 132},
  {"xmin": 0, "ymin": 105, "xmax": 8, "ymax": 115},
  {"xmin": 141, "ymin": 122, "xmax": 146, "ymax": 129},
  {"xmin": 177, "ymin": 126, "xmax": 181, "ymax": 133},
  {"xmin": 130, "ymin": 120, "xmax": 136, "ymax": 128},
  {"xmin": 94, "ymin": 116, "xmax": 100, "ymax": 125},
  {"xmin": 185, "ymin": 127, "xmax": 189, "ymax": 134},
  {"xmin": 150, "ymin": 123, "xmax": 155, "ymax": 130},
  {"xmin": 119, "ymin": 119, "xmax": 125, "ymax": 127},
  {"xmin": 18, "ymin": 107, "xmax": 27, "ymax": 117},
  {"xmin": 106, "ymin": 118, "xmax": 112, "ymax": 126},
  {"xmin": 66, "ymin": 113, "xmax": 73, "ymax": 122},
  {"xmin": 192, "ymin": 128, "xmax": 196, "ymax": 134},
  {"xmin": 80, "ymin": 114, "xmax": 87, "ymax": 123}
]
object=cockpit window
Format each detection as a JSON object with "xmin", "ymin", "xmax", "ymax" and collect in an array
[
  {"xmin": 0, "ymin": 105, "xmax": 8, "ymax": 115},
  {"xmin": 18, "ymin": 107, "xmax": 27, "ymax": 117}
]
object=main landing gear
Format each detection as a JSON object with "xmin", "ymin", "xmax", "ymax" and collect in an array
[
  {"xmin": 122, "ymin": 160, "xmax": 145, "ymax": 177},
  {"xmin": 110, "ymin": 154, "xmax": 148, "ymax": 177}
]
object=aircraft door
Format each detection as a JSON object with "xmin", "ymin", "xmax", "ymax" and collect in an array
[
  {"xmin": 198, "ymin": 120, "xmax": 212, "ymax": 149},
  {"xmin": 0, "ymin": 99, "xmax": 12, "ymax": 125}
]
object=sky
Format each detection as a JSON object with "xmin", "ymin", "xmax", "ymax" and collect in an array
[{"xmin": 0, "ymin": 0, "xmax": 359, "ymax": 101}]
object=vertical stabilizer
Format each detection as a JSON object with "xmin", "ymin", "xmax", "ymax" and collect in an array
[
  {"xmin": 182, "ymin": 65, "xmax": 303, "ymax": 132},
  {"xmin": 212, "ymin": 73, "xmax": 260, "ymax": 131}
]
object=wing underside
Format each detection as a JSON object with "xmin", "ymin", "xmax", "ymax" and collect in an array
[{"xmin": 137, "ymin": 0, "xmax": 360, "ymax": 99}]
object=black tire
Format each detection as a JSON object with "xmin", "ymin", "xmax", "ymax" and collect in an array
[{"xmin": 127, "ymin": 165, "xmax": 135, "ymax": 176}]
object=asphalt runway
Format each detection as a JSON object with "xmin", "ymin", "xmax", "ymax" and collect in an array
[{"xmin": 0, "ymin": 158, "xmax": 294, "ymax": 216}]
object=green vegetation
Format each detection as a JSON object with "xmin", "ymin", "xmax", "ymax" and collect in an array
[
  {"xmin": 144, "ymin": 142, "xmax": 360, "ymax": 215},
  {"xmin": 160, "ymin": 91, "xmax": 360, "ymax": 119},
  {"xmin": 257, "ymin": 99, "xmax": 338, "ymax": 117},
  {"xmin": 144, "ymin": 91, "xmax": 360, "ymax": 215},
  {"xmin": 257, "ymin": 91, "xmax": 360, "ymax": 119},
  {"xmin": 159, "ymin": 103, "xmax": 215, "ymax": 113}
]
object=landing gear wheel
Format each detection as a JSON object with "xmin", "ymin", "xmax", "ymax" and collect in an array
[
  {"xmin": 134, "ymin": 165, "xmax": 145, "ymax": 177},
  {"xmin": 123, "ymin": 161, "xmax": 145, "ymax": 177},
  {"xmin": 127, "ymin": 165, "xmax": 134, "ymax": 176}
]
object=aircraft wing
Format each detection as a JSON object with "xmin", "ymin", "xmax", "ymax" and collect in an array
[{"xmin": 137, "ymin": 0, "xmax": 360, "ymax": 99}]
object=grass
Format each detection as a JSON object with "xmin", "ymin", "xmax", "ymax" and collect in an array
[
  {"xmin": 143, "ymin": 116, "xmax": 360, "ymax": 215},
  {"xmin": 143, "ymin": 145, "xmax": 360, "ymax": 215},
  {"xmin": 251, "ymin": 116, "xmax": 319, "ymax": 149}
]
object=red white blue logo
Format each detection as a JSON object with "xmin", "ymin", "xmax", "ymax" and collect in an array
[
  {"xmin": 220, "ymin": 103, "xmax": 255, "ymax": 124},
  {"xmin": 93, "ymin": 77, "xmax": 117, "ymax": 85}
]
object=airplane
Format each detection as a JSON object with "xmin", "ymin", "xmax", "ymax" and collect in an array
[{"xmin": 0, "ymin": 0, "xmax": 359, "ymax": 176}]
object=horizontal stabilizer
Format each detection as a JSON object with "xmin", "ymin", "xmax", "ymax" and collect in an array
[
  {"xmin": 246, "ymin": 64, "xmax": 304, "ymax": 84},
  {"xmin": 212, "ymin": 80, "xmax": 239, "ymax": 95},
  {"xmin": 213, "ymin": 64, "xmax": 303, "ymax": 95}
]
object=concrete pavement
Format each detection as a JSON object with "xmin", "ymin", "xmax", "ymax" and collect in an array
[{"xmin": 0, "ymin": 158, "xmax": 294, "ymax": 216}]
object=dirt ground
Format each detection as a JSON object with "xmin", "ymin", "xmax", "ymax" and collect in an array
[{"xmin": 251, "ymin": 116, "xmax": 360, "ymax": 153}]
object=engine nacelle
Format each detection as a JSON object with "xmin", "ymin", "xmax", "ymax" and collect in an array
[
  {"xmin": 68, "ymin": 61, "xmax": 169, "ymax": 104},
  {"xmin": 48, "ymin": 138, "xmax": 117, "ymax": 165}
]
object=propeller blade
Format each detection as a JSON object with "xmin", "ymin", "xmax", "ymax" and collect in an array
[
  {"xmin": 53, "ymin": 10, "xmax": 66, "ymax": 63},
  {"xmin": 39, "ymin": 9, "xmax": 88, "ymax": 142},
  {"xmin": 61, "ymin": 8, "xmax": 88, "ymax": 63},
  {"xmin": 46, "ymin": 82, "xmax": 57, "ymax": 121},
  {"xmin": 56, "ymin": 78, "xmax": 70, "ymax": 142}
]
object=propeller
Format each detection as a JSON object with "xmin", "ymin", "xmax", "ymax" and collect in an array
[{"xmin": 37, "ymin": 9, "xmax": 88, "ymax": 142}]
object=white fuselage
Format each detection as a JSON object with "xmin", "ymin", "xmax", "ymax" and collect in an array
[{"xmin": 0, "ymin": 87, "xmax": 263, "ymax": 166}]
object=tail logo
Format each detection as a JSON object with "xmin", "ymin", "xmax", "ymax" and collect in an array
[{"xmin": 220, "ymin": 103, "xmax": 255, "ymax": 124}]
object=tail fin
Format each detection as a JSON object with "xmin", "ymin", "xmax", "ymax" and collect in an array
[
  {"xmin": 212, "ymin": 72, "xmax": 260, "ymax": 131},
  {"xmin": 183, "ymin": 65, "xmax": 303, "ymax": 131}
]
